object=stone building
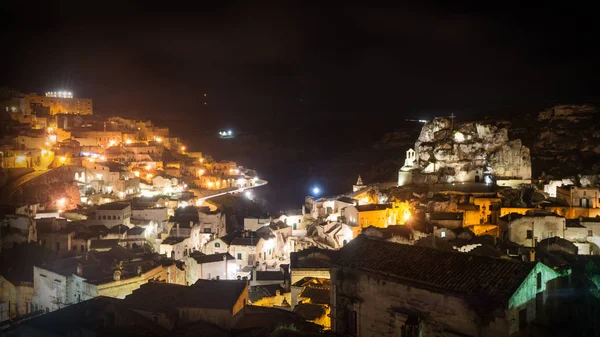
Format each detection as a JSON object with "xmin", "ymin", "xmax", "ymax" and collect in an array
[
  {"xmin": 186, "ymin": 252, "xmax": 237, "ymax": 283},
  {"xmin": 33, "ymin": 247, "xmax": 185, "ymax": 313},
  {"xmin": 92, "ymin": 202, "xmax": 132, "ymax": 228},
  {"xmin": 556, "ymin": 185, "xmax": 599, "ymax": 208},
  {"xmin": 124, "ymin": 280, "xmax": 248, "ymax": 331},
  {"xmin": 27, "ymin": 91, "xmax": 93, "ymax": 115},
  {"xmin": 290, "ymin": 247, "xmax": 333, "ymax": 285},
  {"xmin": 331, "ymin": 235, "xmax": 562, "ymax": 337},
  {"xmin": 500, "ymin": 211, "xmax": 566, "ymax": 247}
]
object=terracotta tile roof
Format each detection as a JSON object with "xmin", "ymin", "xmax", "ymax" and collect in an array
[
  {"xmin": 333, "ymin": 235, "xmax": 535, "ymax": 305},
  {"xmin": 355, "ymin": 203, "xmax": 392, "ymax": 212},
  {"xmin": 96, "ymin": 202, "xmax": 130, "ymax": 211},
  {"xmin": 126, "ymin": 226, "xmax": 146, "ymax": 236},
  {"xmin": 254, "ymin": 270, "xmax": 284, "ymax": 281},
  {"xmin": 429, "ymin": 212, "xmax": 463, "ymax": 220},
  {"xmin": 125, "ymin": 279, "xmax": 247, "ymax": 311},
  {"xmin": 290, "ymin": 247, "xmax": 334, "ymax": 269},
  {"xmin": 293, "ymin": 303, "xmax": 325, "ymax": 321},
  {"xmin": 299, "ymin": 286, "xmax": 330, "ymax": 305},
  {"xmin": 191, "ymin": 252, "xmax": 234, "ymax": 264},
  {"xmin": 249, "ymin": 284, "xmax": 285, "ymax": 302}
]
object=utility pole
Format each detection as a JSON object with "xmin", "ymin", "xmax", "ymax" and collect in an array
[
  {"xmin": 449, "ymin": 113, "xmax": 456, "ymax": 130},
  {"xmin": 531, "ymin": 221, "xmax": 535, "ymax": 248}
]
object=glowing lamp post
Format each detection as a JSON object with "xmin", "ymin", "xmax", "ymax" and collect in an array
[{"xmin": 312, "ymin": 186, "xmax": 321, "ymax": 196}]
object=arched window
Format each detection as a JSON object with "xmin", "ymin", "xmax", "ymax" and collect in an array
[
  {"xmin": 103, "ymin": 215, "xmax": 107, "ymax": 220},
  {"xmin": 215, "ymin": 242, "xmax": 221, "ymax": 248}
]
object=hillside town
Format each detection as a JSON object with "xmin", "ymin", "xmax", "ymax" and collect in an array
[{"xmin": 1, "ymin": 89, "xmax": 600, "ymax": 336}]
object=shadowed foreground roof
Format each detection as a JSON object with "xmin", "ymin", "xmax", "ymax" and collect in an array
[
  {"xmin": 333, "ymin": 235, "xmax": 535, "ymax": 305},
  {"xmin": 125, "ymin": 279, "xmax": 247, "ymax": 311},
  {"xmin": 3, "ymin": 296, "xmax": 168, "ymax": 337}
]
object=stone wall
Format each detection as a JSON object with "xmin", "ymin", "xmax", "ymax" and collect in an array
[
  {"xmin": 507, "ymin": 216, "xmax": 566, "ymax": 247},
  {"xmin": 331, "ymin": 268, "xmax": 511, "ymax": 336}
]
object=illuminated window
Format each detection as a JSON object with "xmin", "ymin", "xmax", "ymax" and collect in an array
[{"xmin": 441, "ymin": 231, "xmax": 446, "ymax": 238}]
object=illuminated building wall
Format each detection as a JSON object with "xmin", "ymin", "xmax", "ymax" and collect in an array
[
  {"xmin": 71, "ymin": 130, "xmax": 122, "ymax": 147},
  {"xmin": 27, "ymin": 93, "xmax": 93, "ymax": 115}
]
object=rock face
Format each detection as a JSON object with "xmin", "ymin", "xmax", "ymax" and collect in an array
[{"xmin": 413, "ymin": 118, "xmax": 531, "ymax": 183}]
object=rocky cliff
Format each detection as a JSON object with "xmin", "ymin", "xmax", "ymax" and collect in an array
[
  {"xmin": 496, "ymin": 104, "xmax": 600, "ymax": 179},
  {"xmin": 412, "ymin": 118, "xmax": 531, "ymax": 183}
]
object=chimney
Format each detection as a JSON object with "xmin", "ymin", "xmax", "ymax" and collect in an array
[
  {"xmin": 77, "ymin": 263, "xmax": 83, "ymax": 276},
  {"xmin": 190, "ymin": 221, "xmax": 193, "ymax": 228},
  {"xmin": 529, "ymin": 248, "xmax": 536, "ymax": 262},
  {"xmin": 176, "ymin": 223, "xmax": 180, "ymax": 237},
  {"xmin": 224, "ymin": 254, "xmax": 228, "ymax": 280},
  {"xmin": 276, "ymin": 289, "xmax": 280, "ymax": 296}
]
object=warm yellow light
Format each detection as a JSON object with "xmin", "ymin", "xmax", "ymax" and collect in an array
[
  {"xmin": 145, "ymin": 164, "xmax": 151, "ymax": 171},
  {"xmin": 155, "ymin": 137, "xmax": 162, "ymax": 143},
  {"xmin": 88, "ymin": 158, "xmax": 95, "ymax": 162},
  {"xmin": 216, "ymin": 181, "xmax": 220, "ymax": 186},
  {"xmin": 100, "ymin": 156, "xmax": 106, "ymax": 161},
  {"xmin": 126, "ymin": 139, "xmax": 132, "ymax": 144},
  {"xmin": 59, "ymin": 156, "xmax": 66, "ymax": 163},
  {"xmin": 133, "ymin": 171, "xmax": 140, "ymax": 177},
  {"xmin": 146, "ymin": 173, "xmax": 153, "ymax": 179},
  {"xmin": 403, "ymin": 210, "xmax": 411, "ymax": 222},
  {"xmin": 49, "ymin": 135, "xmax": 57, "ymax": 143},
  {"xmin": 199, "ymin": 158, "xmax": 204, "ymax": 163},
  {"xmin": 229, "ymin": 169, "xmax": 234, "ymax": 173},
  {"xmin": 45, "ymin": 141, "xmax": 50, "ymax": 146},
  {"xmin": 181, "ymin": 146, "xmax": 186, "ymax": 151},
  {"xmin": 207, "ymin": 181, "xmax": 214, "ymax": 188},
  {"xmin": 41, "ymin": 149, "xmax": 47, "ymax": 156},
  {"xmin": 198, "ymin": 169, "xmax": 205, "ymax": 176},
  {"xmin": 47, "ymin": 127, "xmax": 53, "ymax": 132},
  {"xmin": 108, "ymin": 140, "xmax": 116, "ymax": 147},
  {"xmin": 16, "ymin": 155, "xmax": 26, "ymax": 164},
  {"xmin": 57, "ymin": 198, "xmax": 66, "ymax": 208}
]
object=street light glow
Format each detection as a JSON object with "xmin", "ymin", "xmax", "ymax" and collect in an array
[{"xmin": 312, "ymin": 187, "xmax": 321, "ymax": 195}]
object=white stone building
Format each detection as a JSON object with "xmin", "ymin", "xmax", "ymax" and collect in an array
[
  {"xmin": 500, "ymin": 212, "xmax": 566, "ymax": 247},
  {"xmin": 92, "ymin": 202, "xmax": 132, "ymax": 228},
  {"xmin": 186, "ymin": 252, "xmax": 237, "ymax": 284}
]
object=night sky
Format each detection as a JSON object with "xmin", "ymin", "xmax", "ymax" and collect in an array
[
  {"xmin": 4, "ymin": 2, "xmax": 600, "ymax": 210},
  {"xmin": 4, "ymin": 2, "xmax": 599, "ymax": 127}
]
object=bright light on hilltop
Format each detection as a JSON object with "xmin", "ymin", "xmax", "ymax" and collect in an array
[{"xmin": 312, "ymin": 186, "xmax": 321, "ymax": 195}]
